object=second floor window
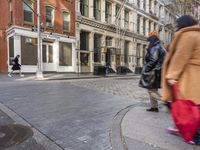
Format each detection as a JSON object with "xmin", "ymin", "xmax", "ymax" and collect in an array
[
  {"xmin": 46, "ymin": 6, "xmax": 54, "ymax": 27},
  {"xmin": 137, "ymin": 15, "xmax": 140, "ymax": 33},
  {"xmin": 149, "ymin": 0, "xmax": 152, "ymax": 12},
  {"xmin": 124, "ymin": 10, "xmax": 129, "ymax": 29},
  {"xmin": 105, "ymin": 1, "xmax": 112, "ymax": 24},
  {"xmin": 63, "ymin": 12, "xmax": 70, "ymax": 31},
  {"xmin": 80, "ymin": 0, "xmax": 88, "ymax": 17},
  {"xmin": 94, "ymin": 0, "xmax": 101, "ymax": 21},
  {"xmin": 137, "ymin": 0, "xmax": 140, "ymax": 8},
  {"xmin": 23, "ymin": 0, "xmax": 33, "ymax": 23},
  {"xmin": 116, "ymin": 5, "xmax": 121, "ymax": 25}
]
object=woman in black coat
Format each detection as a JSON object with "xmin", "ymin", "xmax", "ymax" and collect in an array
[
  {"xmin": 8, "ymin": 55, "xmax": 24, "ymax": 77},
  {"xmin": 139, "ymin": 35, "xmax": 166, "ymax": 112}
]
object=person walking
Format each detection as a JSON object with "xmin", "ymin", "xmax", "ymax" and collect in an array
[
  {"xmin": 162, "ymin": 15, "xmax": 200, "ymax": 144},
  {"xmin": 139, "ymin": 32, "xmax": 166, "ymax": 112},
  {"xmin": 8, "ymin": 55, "xmax": 24, "ymax": 77}
]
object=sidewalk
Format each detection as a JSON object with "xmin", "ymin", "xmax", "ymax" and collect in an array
[
  {"xmin": 120, "ymin": 104, "xmax": 200, "ymax": 150},
  {"xmin": 0, "ymin": 72, "xmax": 139, "ymax": 81}
]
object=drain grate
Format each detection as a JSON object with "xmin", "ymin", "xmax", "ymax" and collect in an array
[{"xmin": 0, "ymin": 124, "xmax": 33, "ymax": 149}]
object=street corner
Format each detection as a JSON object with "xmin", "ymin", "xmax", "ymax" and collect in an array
[{"xmin": 121, "ymin": 105, "xmax": 198, "ymax": 150}]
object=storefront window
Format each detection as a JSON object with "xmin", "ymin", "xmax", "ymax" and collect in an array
[
  {"xmin": 9, "ymin": 36, "xmax": 14, "ymax": 65},
  {"xmin": 21, "ymin": 36, "xmax": 37, "ymax": 65},
  {"xmin": 59, "ymin": 42, "xmax": 72, "ymax": 66},
  {"xmin": 80, "ymin": 53, "xmax": 89, "ymax": 66}
]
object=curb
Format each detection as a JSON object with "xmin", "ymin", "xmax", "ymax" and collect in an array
[
  {"xmin": 0, "ymin": 103, "xmax": 64, "ymax": 150},
  {"xmin": 110, "ymin": 104, "xmax": 137, "ymax": 150}
]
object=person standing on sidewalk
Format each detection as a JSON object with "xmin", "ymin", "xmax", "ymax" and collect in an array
[
  {"xmin": 162, "ymin": 15, "xmax": 200, "ymax": 145},
  {"xmin": 139, "ymin": 32, "xmax": 166, "ymax": 112},
  {"xmin": 8, "ymin": 55, "xmax": 24, "ymax": 77}
]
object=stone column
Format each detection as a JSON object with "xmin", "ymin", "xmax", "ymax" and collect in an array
[
  {"xmin": 76, "ymin": 0, "xmax": 80, "ymax": 13},
  {"xmin": 129, "ymin": 11, "xmax": 134, "ymax": 31},
  {"xmin": 146, "ymin": 0, "xmax": 149, "ymax": 13},
  {"xmin": 121, "ymin": 8, "xmax": 125, "ymax": 29},
  {"xmin": 120, "ymin": 39, "xmax": 124, "ymax": 66},
  {"xmin": 89, "ymin": 32, "xmax": 94, "ymax": 72},
  {"xmin": 76, "ymin": 29, "xmax": 80, "ymax": 73},
  {"xmin": 89, "ymin": 0, "xmax": 94, "ymax": 19},
  {"xmin": 145, "ymin": 19, "xmax": 149, "ymax": 37},
  {"xmin": 151, "ymin": 21, "xmax": 154, "ymax": 32},
  {"xmin": 140, "ymin": 16, "xmax": 143, "ymax": 35},
  {"xmin": 101, "ymin": 0, "xmax": 106, "ymax": 23},
  {"xmin": 133, "ymin": 11, "xmax": 137, "ymax": 32},
  {"xmin": 141, "ymin": 0, "xmax": 144, "ymax": 10},
  {"xmin": 111, "ymin": 3, "xmax": 116, "ymax": 24},
  {"xmin": 151, "ymin": 0, "xmax": 155, "ymax": 14},
  {"xmin": 101, "ymin": 35, "xmax": 106, "ymax": 66}
]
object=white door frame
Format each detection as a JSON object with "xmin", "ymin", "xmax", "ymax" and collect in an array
[{"xmin": 42, "ymin": 43, "xmax": 56, "ymax": 71}]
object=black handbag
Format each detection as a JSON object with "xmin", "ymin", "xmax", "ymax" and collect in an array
[{"xmin": 138, "ymin": 67, "xmax": 161, "ymax": 89}]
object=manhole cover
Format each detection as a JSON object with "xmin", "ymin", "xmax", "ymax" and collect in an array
[{"xmin": 0, "ymin": 124, "xmax": 33, "ymax": 148}]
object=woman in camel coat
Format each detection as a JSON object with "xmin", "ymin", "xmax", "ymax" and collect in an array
[
  {"xmin": 162, "ymin": 17, "xmax": 200, "ymax": 105},
  {"xmin": 162, "ymin": 15, "xmax": 200, "ymax": 144}
]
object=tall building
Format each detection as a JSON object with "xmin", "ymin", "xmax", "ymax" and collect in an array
[
  {"xmin": 0, "ymin": 0, "xmax": 76, "ymax": 72},
  {"xmin": 75, "ymin": 0, "xmax": 176, "ymax": 73}
]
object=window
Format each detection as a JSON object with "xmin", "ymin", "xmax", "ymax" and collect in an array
[
  {"xmin": 63, "ymin": 12, "xmax": 70, "ymax": 31},
  {"xmin": 149, "ymin": 21, "xmax": 151, "ymax": 33},
  {"xmin": 59, "ymin": 42, "xmax": 72, "ymax": 66},
  {"xmin": 46, "ymin": 6, "xmax": 54, "ymax": 27},
  {"xmin": 21, "ymin": 36, "xmax": 37, "ymax": 65},
  {"xmin": 80, "ymin": 31, "xmax": 89, "ymax": 50},
  {"xmin": 106, "ymin": 36, "xmax": 112, "ymax": 46},
  {"xmin": 94, "ymin": 34, "xmax": 101, "ymax": 63},
  {"xmin": 124, "ymin": 10, "xmax": 129, "ymax": 29},
  {"xmin": 143, "ymin": 18, "xmax": 146, "ymax": 35},
  {"xmin": 105, "ymin": 1, "xmax": 112, "ymax": 24},
  {"xmin": 9, "ymin": 37, "xmax": 14, "ymax": 65},
  {"xmin": 137, "ymin": 15, "xmax": 140, "ymax": 33},
  {"xmin": 80, "ymin": 0, "xmax": 88, "ymax": 17},
  {"xmin": 116, "ymin": 5, "xmax": 121, "ymax": 25},
  {"xmin": 137, "ymin": 0, "xmax": 140, "ymax": 8},
  {"xmin": 94, "ymin": 0, "xmax": 101, "ymax": 21},
  {"xmin": 23, "ymin": 0, "xmax": 33, "ymax": 23},
  {"xmin": 149, "ymin": 0, "xmax": 152, "ymax": 12}
]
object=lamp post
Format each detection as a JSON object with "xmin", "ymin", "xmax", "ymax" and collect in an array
[{"xmin": 36, "ymin": 0, "xmax": 43, "ymax": 79}]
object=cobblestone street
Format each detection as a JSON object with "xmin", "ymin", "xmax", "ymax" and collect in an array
[{"xmin": 70, "ymin": 77, "xmax": 149, "ymax": 102}]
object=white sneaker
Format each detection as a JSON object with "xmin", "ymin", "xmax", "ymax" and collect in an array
[
  {"xmin": 8, "ymin": 74, "xmax": 12, "ymax": 77},
  {"xmin": 20, "ymin": 74, "xmax": 24, "ymax": 77}
]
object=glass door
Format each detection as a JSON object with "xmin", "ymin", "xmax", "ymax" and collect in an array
[{"xmin": 42, "ymin": 44, "xmax": 55, "ymax": 71}]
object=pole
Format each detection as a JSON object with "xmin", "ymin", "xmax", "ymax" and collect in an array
[{"xmin": 36, "ymin": 0, "xmax": 43, "ymax": 79}]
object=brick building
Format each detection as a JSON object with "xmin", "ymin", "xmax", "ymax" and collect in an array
[{"xmin": 0, "ymin": 0, "xmax": 76, "ymax": 72}]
